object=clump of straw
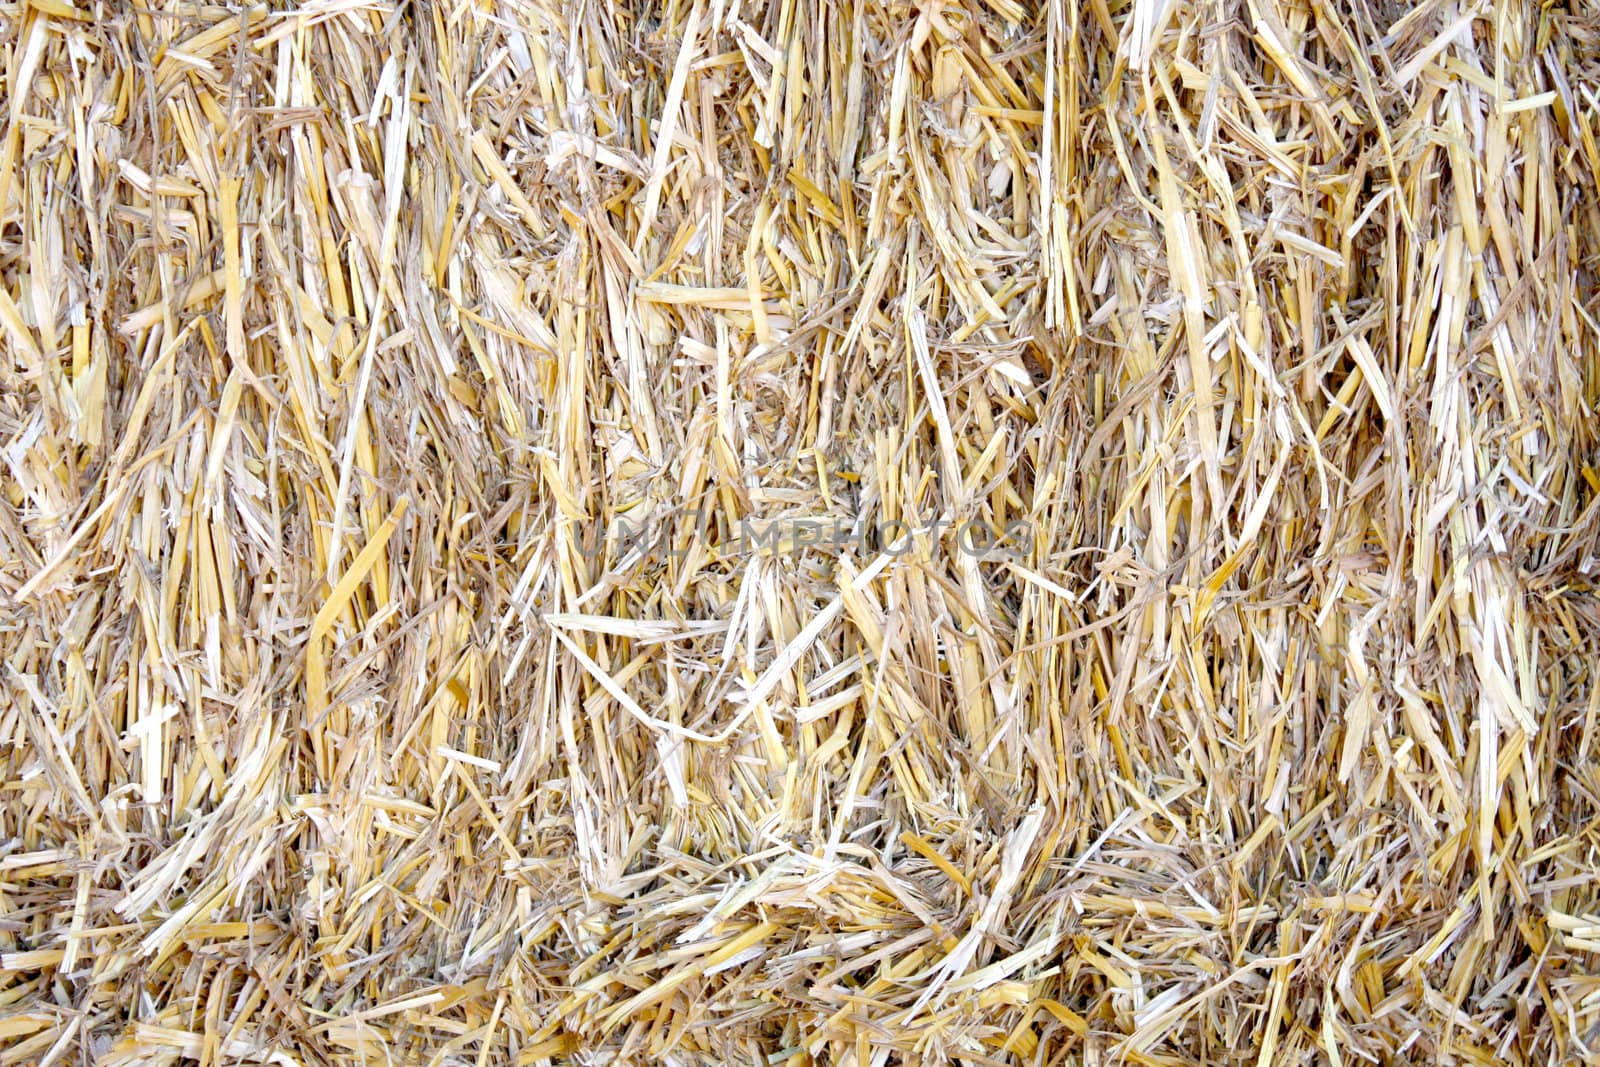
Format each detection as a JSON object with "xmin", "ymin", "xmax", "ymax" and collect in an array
[{"xmin": 2, "ymin": 1, "xmax": 1599, "ymax": 1064}]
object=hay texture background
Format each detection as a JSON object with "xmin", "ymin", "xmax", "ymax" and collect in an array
[{"xmin": 3, "ymin": 0, "xmax": 1600, "ymax": 1063}]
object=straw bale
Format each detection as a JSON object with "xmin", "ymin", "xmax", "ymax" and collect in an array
[{"xmin": 2, "ymin": 0, "xmax": 1599, "ymax": 1063}]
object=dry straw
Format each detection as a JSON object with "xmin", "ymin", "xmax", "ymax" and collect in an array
[{"xmin": 2, "ymin": 0, "xmax": 1599, "ymax": 1063}]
